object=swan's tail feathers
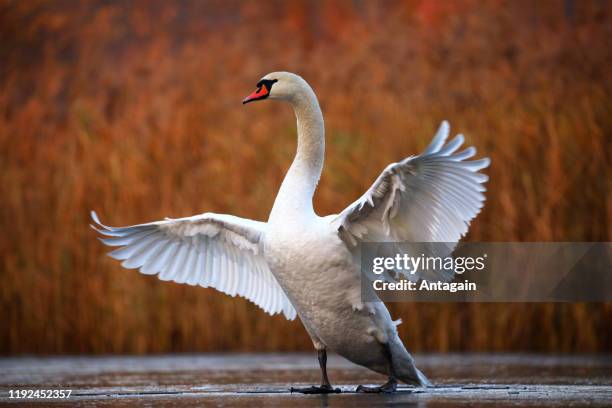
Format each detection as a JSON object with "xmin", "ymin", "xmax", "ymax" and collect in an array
[
  {"xmin": 390, "ymin": 338, "xmax": 431, "ymax": 387},
  {"xmin": 397, "ymin": 365, "xmax": 431, "ymax": 387},
  {"xmin": 412, "ymin": 367, "xmax": 432, "ymax": 387}
]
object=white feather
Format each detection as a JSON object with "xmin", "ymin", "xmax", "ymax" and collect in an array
[
  {"xmin": 91, "ymin": 211, "xmax": 296, "ymax": 320},
  {"xmin": 333, "ymin": 121, "xmax": 490, "ymax": 282}
]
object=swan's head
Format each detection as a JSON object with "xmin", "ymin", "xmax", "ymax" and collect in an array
[{"xmin": 243, "ymin": 72, "xmax": 310, "ymax": 104}]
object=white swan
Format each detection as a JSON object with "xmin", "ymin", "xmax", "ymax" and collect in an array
[{"xmin": 92, "ymin": 72, "xmax": 490, "ymax": 393}]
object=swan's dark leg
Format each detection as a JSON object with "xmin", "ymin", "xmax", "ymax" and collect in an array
[
  {"xmin": 318, "ymin": 348, "xmax": 332, "ymax": 388},
  {"xmin": 290, "ymin": 349, "xmax": 341, "ymax": 394},
  {"xmin": 356, "ymin": 342, "xmax": 398, "ymax": 393}
]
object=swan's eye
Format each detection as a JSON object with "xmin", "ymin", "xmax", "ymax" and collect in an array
[{"xmin": 256, "ymin": 79, "xmax": 278, "ymax": 89}]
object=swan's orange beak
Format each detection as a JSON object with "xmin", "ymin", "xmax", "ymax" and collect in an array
[{"xmin": 243, "ymin": 84, "xmax": 269, "ymax": 104}]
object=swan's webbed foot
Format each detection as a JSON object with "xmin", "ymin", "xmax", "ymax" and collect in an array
[
  {"xmin": 290, "ymin": 349, "xmax": 340, "ymax": 394},
  {"xmin": 356, "ymin": 378, "xmax": 397, "ymax": 393},
  {"xmin": 291, "ymin": 384, "xmax": 341, "ymax": 394}
]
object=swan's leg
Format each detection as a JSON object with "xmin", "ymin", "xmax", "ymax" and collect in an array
[
  {"xmin": 318, "ymin": 348, "xmax": 332, "ymax": 388},
  {"xmin": 356, "ymin": 342, "xmax": 398, "ymax": 393},
  {"xmin": 290, "ymin": 349, "xmax": 341, "ymax": 394}
]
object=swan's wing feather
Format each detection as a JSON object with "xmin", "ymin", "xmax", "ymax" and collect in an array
[
  {"xmin": 91, "ymin": 211, "xmax": 296, "ymax": 320},
  {"xmin": 333, "ymin": 121, "xmax": 490, "ymax": 280}
]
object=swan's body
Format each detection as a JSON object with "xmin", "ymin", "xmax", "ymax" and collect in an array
[{"xmin": 92, "ymin": 72, "xmax": 489, "ymax": 391}]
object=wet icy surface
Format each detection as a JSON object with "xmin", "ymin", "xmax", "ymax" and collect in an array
[{"xmin": 0, "ymin": 353, "xmax": 610, "ymax": 406}]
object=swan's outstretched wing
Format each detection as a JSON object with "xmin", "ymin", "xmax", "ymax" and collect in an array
[
  {"xmin": 332, "ymin": 121, "xmax": 490, "ymax": 280},
  {"xmin": 91, "ymin": 211, "xmax": 296, "ymax": 320}
]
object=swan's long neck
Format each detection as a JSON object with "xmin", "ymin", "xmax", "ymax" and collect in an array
[{"xmin": 269, "ymin": 89, "xmax": 325, "ymax": 223}]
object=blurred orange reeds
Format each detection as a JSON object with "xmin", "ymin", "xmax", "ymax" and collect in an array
[{"xmin": 0, "ymin": 0, "xmax": 610, "ymax": 354}]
